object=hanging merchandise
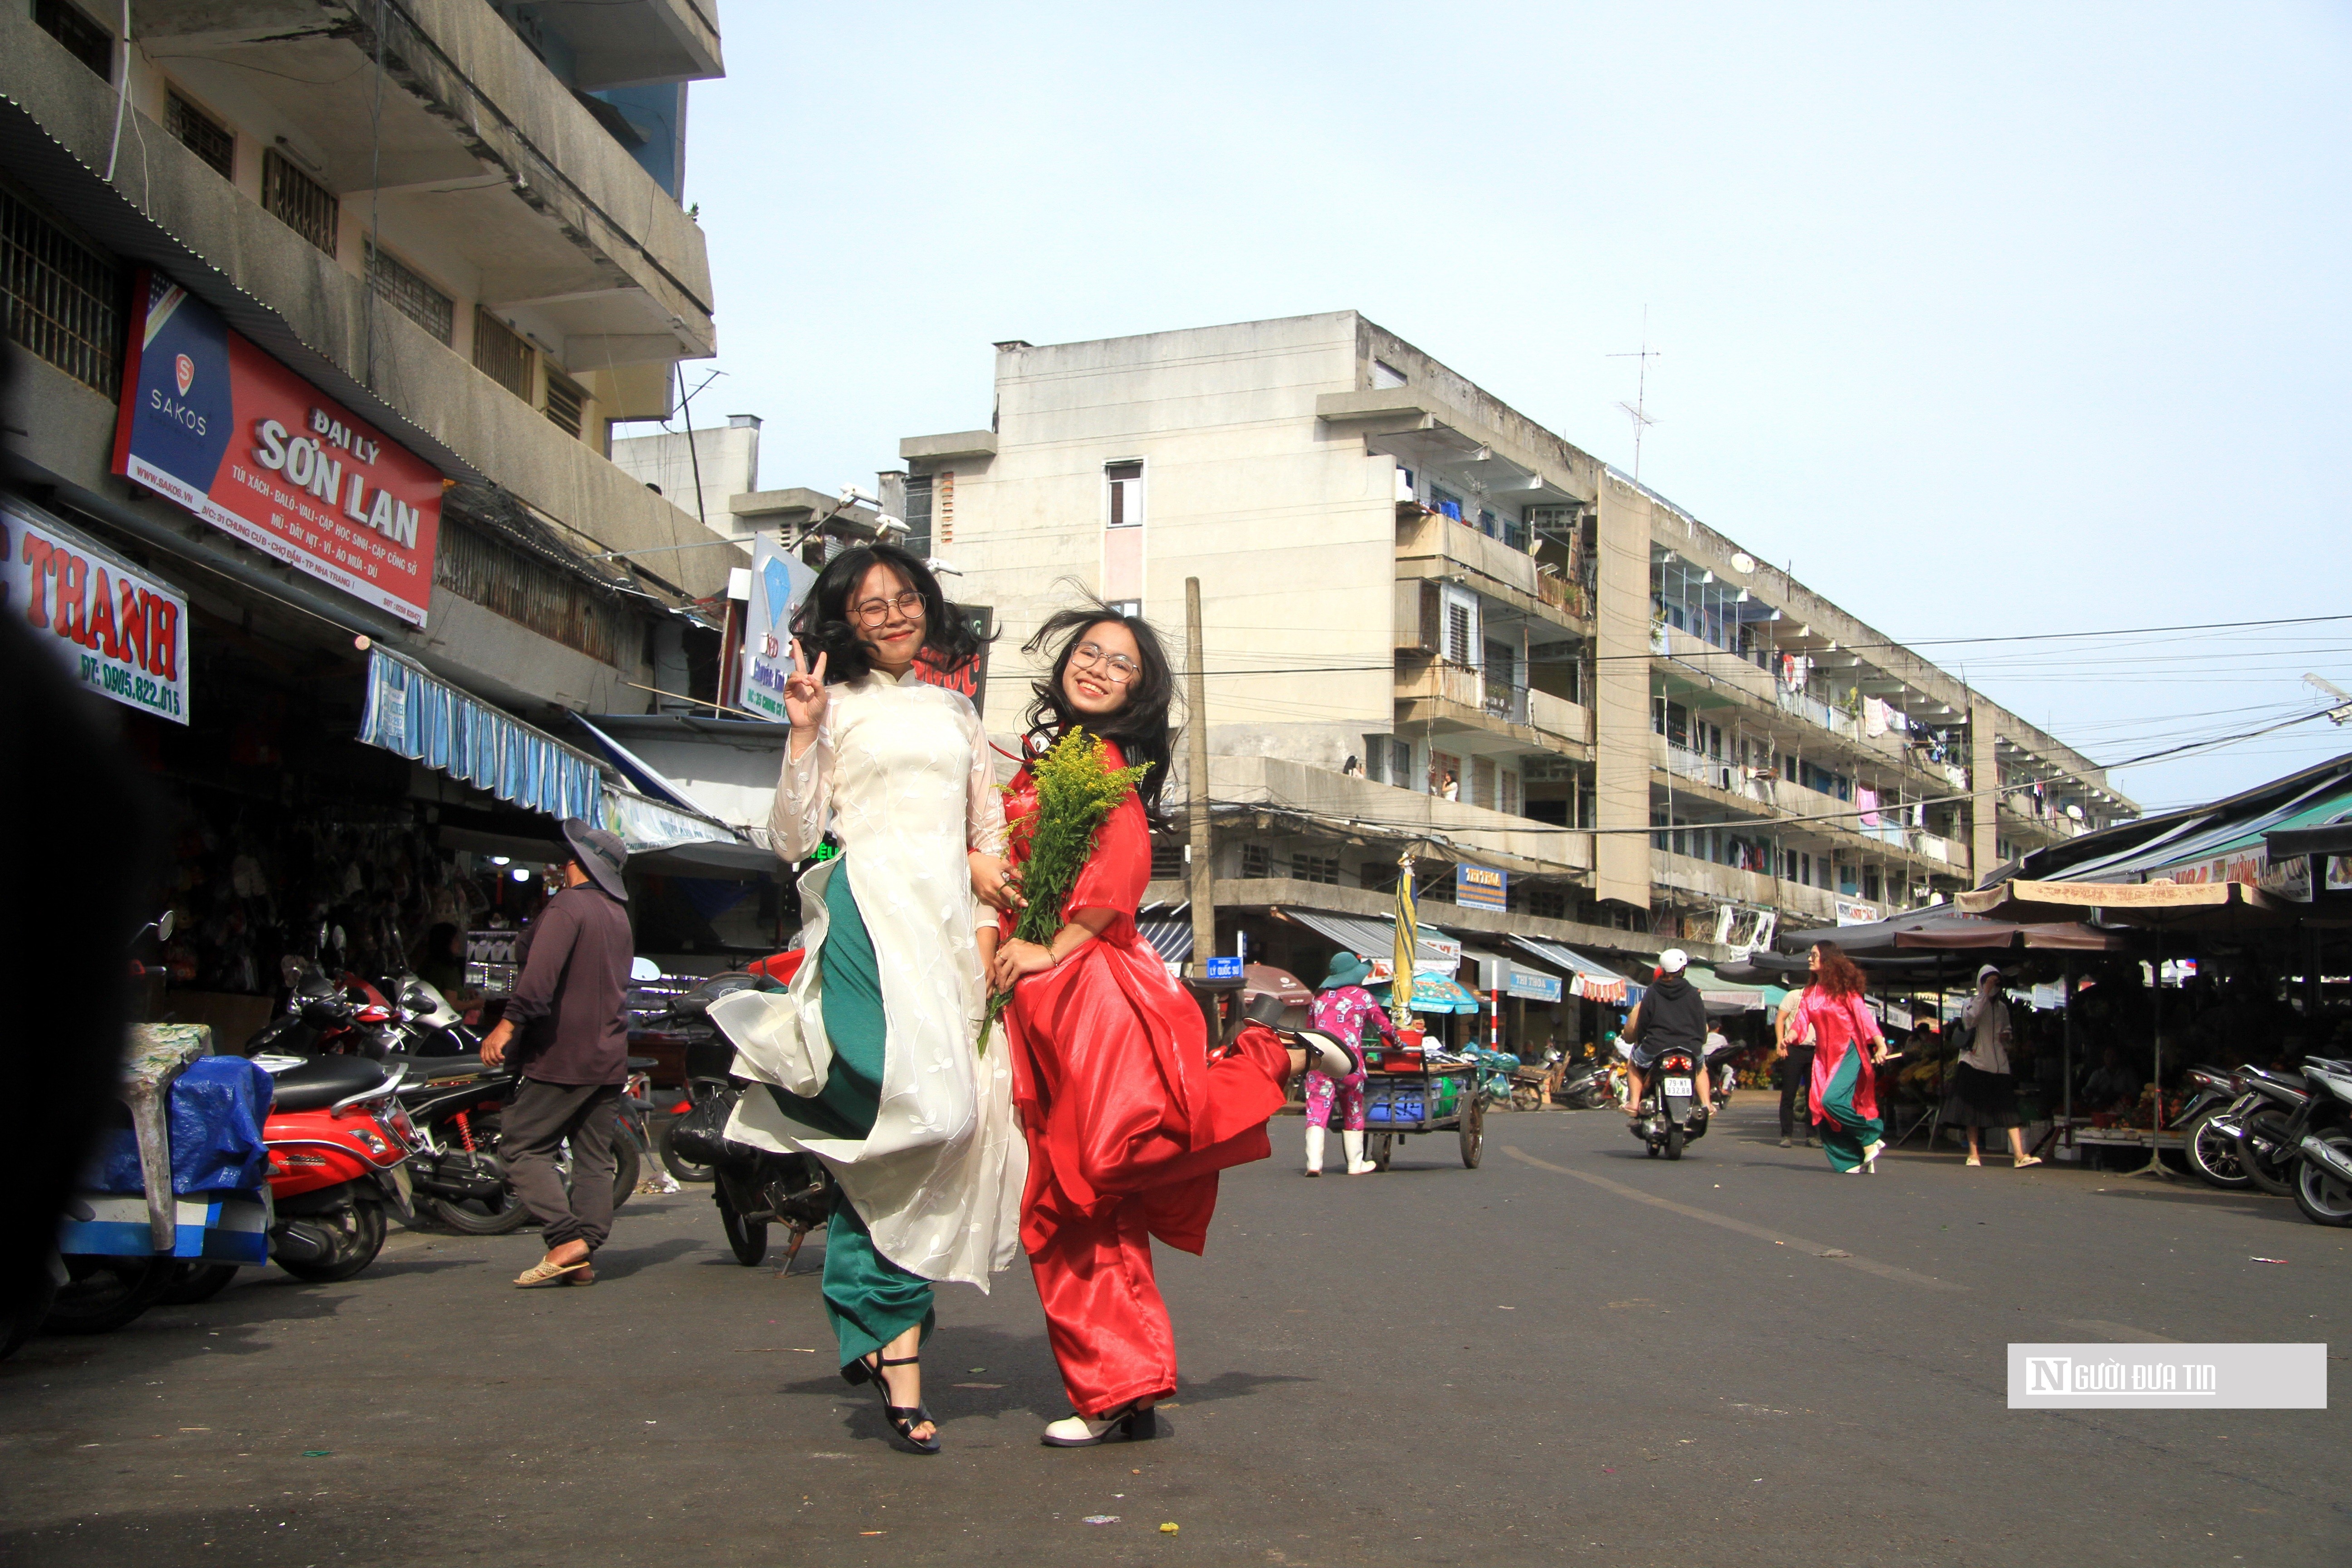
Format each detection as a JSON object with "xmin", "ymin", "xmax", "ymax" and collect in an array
[
  {"xmin": 1857, "ymin": 785, "xmax": 1881, "ymax": 827},
  {"xmin": 1863, "ymin": 697, "xmax": 1890, "ymax": 738}
]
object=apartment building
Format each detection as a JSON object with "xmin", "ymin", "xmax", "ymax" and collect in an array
[
  {"xmin": 896, "ymin": 312, "xmax": 2133, "ymax": 987},
  {"xmin": 2, "ymin": 2, "xmax": 765, "ymax": 985}
]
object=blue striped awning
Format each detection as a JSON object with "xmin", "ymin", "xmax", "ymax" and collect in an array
[{"xmin": 358, "ymin": 650, "xmax": 603, "ymax": 821}]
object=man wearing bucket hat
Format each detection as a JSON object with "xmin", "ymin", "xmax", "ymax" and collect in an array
[
  {"xmin": 1302, "ymin": 952, "xmax": 1392, "ymax": 1176},
  {"xmin": 479, "ymin": 818, "xmax": 636, "ymax": 1286}
]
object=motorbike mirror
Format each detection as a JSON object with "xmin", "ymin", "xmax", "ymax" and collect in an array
[
  {"xmin": 332, "ymin": 925, "xmax": 347, "ymax": 952},
  {"xmin": 156, "ymin": 910, "xmax": 176, "ymax": 942},
  {"xmin": 630, "ymin": 956, "xmax": 662, "ymax": 982},
  {"xmin": 280, "ymin": 955, "xmax": 305, "ymax": 989}
]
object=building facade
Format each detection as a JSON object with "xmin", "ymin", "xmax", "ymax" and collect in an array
[
  {"xmin": 897, "ymin": 313, "xmax": 2133, "ymax": 1010},
  {"xmin": 2, "ymin": 1, "xmax": 769, "ymax": 1020}
]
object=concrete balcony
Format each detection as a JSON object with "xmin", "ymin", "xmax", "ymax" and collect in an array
[
  {"xmin": 1395, "ymin": 507, "xmax": 1589, "ymax": 630},
  {"xmin": 1651, "ymin": 623, "xmax": 1957, "ymax": 794},
  {"xmin": 1196, "ymin": 754, "xmax": 1594, "ymax": 876},
  {"xmin": 1999, "ymin": 799, "xmax": 2088, "ymax": 844},
  {"xmin": 110, "ymin": 0, "xmax": 715, "ymax": 363},
  {"xmin": 1396, "ymin": 659, "xmax": 1592, "ymax": 759},
  {"xmin": 1651, "ymin": 850, "xmax": 1841, "ymax": 925}
]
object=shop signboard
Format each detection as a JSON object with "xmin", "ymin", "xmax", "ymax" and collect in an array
[
  {"xmin": 112, "ymin": 271, "xmax": 443, "ymax": 627},
  {"xmin": 0, "ymin": 502, "xmax": 189, "ymax": 724},
  {"xmin": 915, "ymin": 603, "xmax": 993, "ymax": 717},
  {"xmin": 1455, "ymin": 863, "xmax": 1507, "ymax": 911},
  {"xmin": 1835, "ymin": 898, "xmax": 1880, "ymax": 926},
  {"xmin": 739, "ymin": 534, "xmax": 816, "ymax": 722},
  {"xmin": 1505, "ymin": 964, "xmax": 1563, "ymax": 1004}
]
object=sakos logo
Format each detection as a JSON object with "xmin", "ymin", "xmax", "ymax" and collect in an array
[{"xmin": 175, "ymin": 353, "xmax": 195, "ymax": 396}]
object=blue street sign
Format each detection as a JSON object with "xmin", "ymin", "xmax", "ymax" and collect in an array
[{"xmin": 1204, "ymin": 956, "xmax": 1244, "ymax": 980}]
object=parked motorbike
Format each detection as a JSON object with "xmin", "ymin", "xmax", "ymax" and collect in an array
[
  {"xmin": 2176, "ymin": 1063, "xmax": 2256, "ymax": 1190},
  {"xmin": 671, "ymin": 1081, "xmax": 838, "ymax": 1270},
  {"xmin": 2208, "ymin": 1064, "xmax": 2311, "ymax": 1196},
  {"xmin": 165, "ymin": 1054, "xmax": 419, "ymax": 1302},
  {"xmin": 1553, "ymin": 1055, "xmax": 1614, "ymax": 1110},
  {"xmin": 395, "ymin": 1053, "xmax": 648, "ymax": 1235},
  {"xmin": 243, "ymin": 957, "xmax": 399, "ymax": 1059},
  {"xmin": 2285, "ymin": 1057, "xmax": 2352, "ymax": 1227}
]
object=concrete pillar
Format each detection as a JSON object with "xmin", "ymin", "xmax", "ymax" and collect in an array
[
  {"xmin": 1969, "ymin": 698, "xmax": 1999, "ymax": 882},
  {"xmin": 1592, "ymin": 479, "xmax": 1653, "ymax": 908}
]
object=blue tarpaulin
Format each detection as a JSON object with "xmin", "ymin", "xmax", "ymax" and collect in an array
[{"xmin": 84, "ymin": 1055, "xmax": 273, "ymax": 1196}]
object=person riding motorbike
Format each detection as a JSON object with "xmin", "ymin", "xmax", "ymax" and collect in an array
[{"xmin": 1620, "ymin": 949, "xmax": 1710, "ymax": 1125}]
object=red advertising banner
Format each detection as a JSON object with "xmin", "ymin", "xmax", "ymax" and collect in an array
[{"xmin": 111, "ymin": 270, "xmax": 443, "ymax": 627}]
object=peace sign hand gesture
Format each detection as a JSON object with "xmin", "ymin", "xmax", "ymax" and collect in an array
[{"xmin": 784, "ymin": 638, "xmax": 829, "ymax": 751}]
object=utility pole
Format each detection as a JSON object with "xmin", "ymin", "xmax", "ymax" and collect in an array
[{"xmin": 1186, "ymin": 577, "xmax": 1215, "ymax": 978}]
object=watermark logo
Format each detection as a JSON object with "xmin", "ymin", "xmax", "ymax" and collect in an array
[
  {"xmin": 175, "ymin": 353, "xmax": 195, "ymax": 396},
  {"xmin": 2009, "ymin": 1344, "xmax": 2323, "ymax": 1409}
]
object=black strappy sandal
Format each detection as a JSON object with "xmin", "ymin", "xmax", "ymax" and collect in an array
[
  {"xmin": 844, "ymin": 1352, "xmax": 940, "ymax": 1454},
  {"xmin": 1040, "ymin": 1399, "xmax": 1161, "ymax": 1448}
]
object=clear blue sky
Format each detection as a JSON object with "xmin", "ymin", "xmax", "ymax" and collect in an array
[{"xmin": 675, "ymin": 1, "xmax": 2352, "ymax": 812}]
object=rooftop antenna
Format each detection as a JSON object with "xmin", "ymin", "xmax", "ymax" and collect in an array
[
  {"xmin": 1607, "ymin": 306, "xmax": 1661, "ymax": 481},
  {"xmin": 2304, "ymin": 672, "xmax": 2352, "ymax": 725}
]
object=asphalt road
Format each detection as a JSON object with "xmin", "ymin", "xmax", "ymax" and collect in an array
[{"xmin": 3, "ymin": 1099, "xmax": 2346, "ymax": 1568}]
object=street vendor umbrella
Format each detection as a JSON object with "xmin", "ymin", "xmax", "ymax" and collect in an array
[
  {"xmin": 1958, "ymin": 877, "xmax": 2293, "ymax": 933},
  {"xmin": 1243, "ymin": 963, "xmax": 1312, "ymax": 1009},
  {"xmin": 1393, "ymin": 852, "xmax": 1418, "ymax": 1036}
]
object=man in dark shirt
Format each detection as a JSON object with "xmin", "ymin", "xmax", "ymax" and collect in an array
[
  {"xmin": 1620, "ymin": 949, "xmax": 1712, "ymax": 1127},
  {"xmin": 479, "ymin": 819, "xmax": 634, "ymax": 1288}
]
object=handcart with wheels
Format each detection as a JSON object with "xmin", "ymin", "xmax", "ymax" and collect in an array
[{"xmin": 1361, "ymin": 1054, "xmax": 1483, "ymax": 1171}]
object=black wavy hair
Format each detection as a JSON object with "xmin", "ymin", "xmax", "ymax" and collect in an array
[
  {"xmin": 789, "ymin": 543, "xmax": 983, "ymax": 684},
  {"xmin": 1022, "ymin": 599, "xmax": 1177, "ymax": 825}
]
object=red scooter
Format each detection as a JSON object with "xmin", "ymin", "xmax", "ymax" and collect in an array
[{"xmin": 165, "ymin": 1055, "xmax": 419, "ymax": 1303}]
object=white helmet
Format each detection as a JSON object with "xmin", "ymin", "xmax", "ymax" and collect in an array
[{"xmin": 1658, "ymin": 948, "xmax": 1689, "ymax": 975}]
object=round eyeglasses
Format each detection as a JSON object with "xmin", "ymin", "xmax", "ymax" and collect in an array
[
  {"xmin": 852, "ymin": 590, "xmax": 925, "ymax": 626},
  {"xmin": 1070, "ymin": 641, "xmax": 1141, "ymax": 684}
]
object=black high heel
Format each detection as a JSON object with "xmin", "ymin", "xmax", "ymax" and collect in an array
[
  {"xmin": 1040, "ymin": 1399, "xmax": 1161, "ymax": 1448},
  {"xmin": 844, "ymin": 1352, "xmax": 940, "ymax": 1454}
]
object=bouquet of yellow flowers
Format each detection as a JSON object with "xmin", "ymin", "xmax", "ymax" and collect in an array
[{"xmin": 976, "ymin": 728, "xmax": 1150, "ymax": 1054}]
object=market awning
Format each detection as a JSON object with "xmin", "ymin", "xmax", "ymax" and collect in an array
[
  {"xmin": 1372, "ymin": 973, "xmax": 1483, "ymax": 1014},
  {"xmin": 1137, "ymin": 918, "xmax": 1195, "ymax": 965},
  {"xmin": 1682, "ymin": 963, "xmax": 1770, "ymax": 1011},
  {"xmin": 1957, "ymin": 877, "xmax": 2294, "ymax": 931},
  {"xmin": 359, "ymin": 649, "xmax": 604, "ymax": 819},
  {"xmin": 358, "ymin": 651, "xmax": 766, "ymax": 868},
  {"xmin": 1275, "ymin": 909, "xmax": 1462, "ymax": 974},
  {"xmin": 1507, "ymin": 936, "xmax": 1631, "ymax": 1004},
  {"xmin": 1459, "ymin": 946, "xmax": 1564, "ymax": 1003}
]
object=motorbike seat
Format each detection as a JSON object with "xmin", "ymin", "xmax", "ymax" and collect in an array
[
  {"xmin": 380, "ymin": 1051, "xmax": 495, "ymax": 1083},
  {"xmin": 269, "ymin": 1055, "xmax": 393, "ymax": 1112}
]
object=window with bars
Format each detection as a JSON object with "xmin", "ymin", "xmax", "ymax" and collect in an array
[
  {"xmin": 1529, "ymin": 887, "xmax": 1568, "ymax": 921},
  {"xmin": 166, "ymin": 90, "xmax": 233, "ymax": 179},
  {"xmin": 1149, "ymin": 842, "xmax": 1184, "ymax": 879},
  {"xmin": 0, "ymin": 187, "xmax": 122, "ymax": 397},
  {"xmin": 472, "ymin": 308, "xmax": 534, "ymax": 402},
  {"xmin": 902, "ymin": 475, "xmax": 933, "ymax": 556},
  {"xmin": 35, "ymin": 0, "xmax": 112, "ymax": 80},
  {"xmin": 1239, "ymin": 844, "xmax": 1274, "ymax": 879},
  {"xmin": 1471, "ymin": 756, "xmax": 1497, "ymax": 809},
  {"xmin": 544, "ymin": 368, "xmax": 587, "ymax": 437},
  {"xmin": 1500, "ymin": 768, "xmax": 1520, "ymax": 817},
  {"xmin": 1391, "ymin": 738, "xmax": 1413, "ymax": 790},
  {"xmin": 1359, "ymin": 860, "xmax": 1398, "ymax": 893},
  {"xmin": 1294, "ymin": 853, "xmax": 1340, "ymax": 887},
  {"xmin": 365, "ymin": 241, "xmax": 453, "ymax": 346},
  {"xmin": 262, "ymin": 148, "xmax": 338, "ymax": 257}
]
